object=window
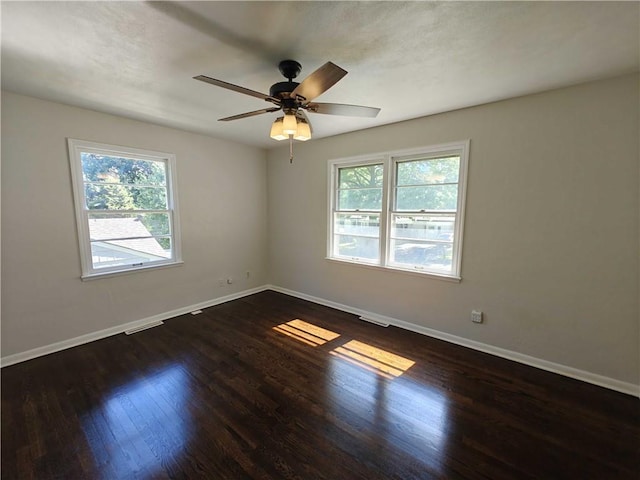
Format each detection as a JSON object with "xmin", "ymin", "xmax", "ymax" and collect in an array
[
  {"xmin": 328, "ymin": 141, "xmax": 469, "ymax": 280},
  {"xmin": 68, "ymin": 139, "xmax": 182, "ymax": 279}
]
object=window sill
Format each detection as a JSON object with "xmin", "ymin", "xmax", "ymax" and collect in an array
[
  {"xmin": 325, "ymin": 257, "xmax": 461, "ymax": 283},
  {"xmin": 81, "ymin": 261, "xmax": 184, "ymax": 281}
]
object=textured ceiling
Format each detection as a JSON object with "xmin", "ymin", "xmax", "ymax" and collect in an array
[{"xmin": 2, "ymin": 1, "xmax": 638, "ymax": 148}]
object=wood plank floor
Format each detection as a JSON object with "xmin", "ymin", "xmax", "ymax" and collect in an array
[{"xmin": 2, "ymin": 290, "xmax": 638, "ymax": 479}]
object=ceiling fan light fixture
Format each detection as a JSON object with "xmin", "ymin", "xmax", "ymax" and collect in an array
[{"xmin": 270, "ymin": 116, "xmax": 288, "ymax": 141}]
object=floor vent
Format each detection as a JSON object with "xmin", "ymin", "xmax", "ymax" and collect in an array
[
  {"xmin": 124, "ymin": 321, "xmax": 164, "ymax": 335},
  {"xmin": 358, "ymin": 316, "xmax": 390, "ymax": 327}
]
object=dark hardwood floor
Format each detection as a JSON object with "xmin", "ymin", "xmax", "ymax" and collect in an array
[{"xmin": 2, "ymin": 290, "xmax": 638, "ymax": 479}]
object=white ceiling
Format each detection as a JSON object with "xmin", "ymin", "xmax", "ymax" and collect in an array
[{"xmin": 2, "ymin": 1, "xmax": 638, "ymax": 148}]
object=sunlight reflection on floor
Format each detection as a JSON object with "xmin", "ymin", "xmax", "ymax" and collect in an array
[
  {"xmin": 79, "ymin": 363, "xmax": 191, "ymax": 478},
  {"xmin": 328, "ymin": 349, "xmax": 449, "ymax": 473},
  {"xmin": 273, "ymin": 317, "xmax": 448, "ymax": 471}
]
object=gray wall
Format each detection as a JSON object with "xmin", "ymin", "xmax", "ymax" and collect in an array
[
  {"xmin": 1, "ymin": 91, "xmax": 269, "ymax": 356},
  {"xmin": 266, "ymin": 74, "xmax": 639, "ymax": 386}
]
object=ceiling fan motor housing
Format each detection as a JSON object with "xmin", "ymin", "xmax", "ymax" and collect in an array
[
  {"xmin": 270, "ymin": 59, "xmax": 303, "ymax": 100},
  {"xmin": 270, "ymin": 81, "xmax": 300, "ymax": 99}
]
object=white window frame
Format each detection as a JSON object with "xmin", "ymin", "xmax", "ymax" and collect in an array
[
  {"xmin": 327, "ymin": 140, "xmax": 469, "ymax": 281},
  {"xmin": 68, "ymin": 138, "xmax": 183, "ymax": 280}
]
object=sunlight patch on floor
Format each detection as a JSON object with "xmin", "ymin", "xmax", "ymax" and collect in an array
[
  {"xmin": 330, "ymin": 340, "xmax": 415, "ymax": 378},
  {"xmin": 273, "ymin": 319, "xmax": 341, "ymax": 347}
]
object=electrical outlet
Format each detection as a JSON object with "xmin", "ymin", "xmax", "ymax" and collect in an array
[{"xmin": 471, "ymin": 310, "xmax": 483, "ymax": 323}]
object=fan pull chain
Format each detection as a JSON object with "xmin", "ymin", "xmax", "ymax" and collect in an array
[{"xmin": 289, "ymin": 135, "xmax": 294, "ymax": 164}]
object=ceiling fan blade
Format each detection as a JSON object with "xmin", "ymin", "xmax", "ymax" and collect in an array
[
  {"xmin": 219, "ymin": 107, "xmax": 280, "ymax": 122},
  {"xmin": 290, "ymin": 62, "xmax": 347, "ymax": 102},
  {"xmin": 305, "ymin": 102, "xmax": 381, "ymax": 118},
  {"xmin": 194, "ymin": 75, "xmax": 279, "ymax": 104}
]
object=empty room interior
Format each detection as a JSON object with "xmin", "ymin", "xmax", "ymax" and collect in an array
[{"xmin": 1, "ymin": 2, "xmax": 639, "ymax": 479}]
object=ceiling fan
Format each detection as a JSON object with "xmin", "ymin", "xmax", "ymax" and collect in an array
[{"xmin": 194, "ymin": 60, "xmax": 380, "ymax": 143}]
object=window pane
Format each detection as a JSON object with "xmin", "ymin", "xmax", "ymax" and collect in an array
[
  {"xmin": 338, "ymin": 188, "xmax": 382, "ymax": 211},
  {"xmin": 396, "ymin": 156, "xmax": 459, "ymax": 186},
  {"xmin": 334, "ymin": 213, "xmax": 380, "ymax": 237},
  {"xmin": 392, "ymin": 214, "xmax": 455, "ymax": 241},
  {"xmin": 88, "ymin": 213, "xmax": 170, "ymax": 240},
  {"xmin": 395, "ymin": 184, "xmax": 458, "ymax": 211},
  {"xmin": 81, "ymin": 153, "xmax": 167, "ymax": 186},
  {"xmin": 91, "ymin": 237, "xmax": 172, "ymax": 269},
  {"xmin": 339, "ymin": 164, "xmax": 383, "ymax": 189},
  {"xmin": 84, "ymin": 184, "xmax": 167, "ymax": 210},
  {"xmin": 333, "ymin": 212, "xmax": 380, "ymax": 260},
  {"xmin": 333, "ymin": 235, "xmax": 379, "ymax": 261},
  {"xmin": 390, "ymin": 239, "xmax": 453, "ymax": 272}
]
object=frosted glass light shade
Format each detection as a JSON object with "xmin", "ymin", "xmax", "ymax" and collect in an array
[
  {"xmin": 270, "ymin": 117, "xmax": 288, "ymax": 141},
  {"xmin": 293, "ymin": 120, "xmax": 311, "ymax": 141},
  {"xmin": 283, "ymin": 113, "xmax": 298, "ymax": 135}
]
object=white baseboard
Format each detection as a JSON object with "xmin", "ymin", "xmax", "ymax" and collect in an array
[
  {"xmin": 0, "ymin": 285, "xmax": 270, "ymax": 368},
  {"xmin": 266, "ymin": 284, "xmax": 640, "ymax": 397},
  {"xmin": 3, "ymin": 283, "xmax": 638, "ymax": 398}
]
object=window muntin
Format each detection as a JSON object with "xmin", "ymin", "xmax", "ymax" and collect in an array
[
  {"xmin": 68, "ymin": 139, "xmax": 181, "ymax": 278},
  {"xmin": 328, "ymin": 142, "xmax": 468, "ymax": 279}
]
